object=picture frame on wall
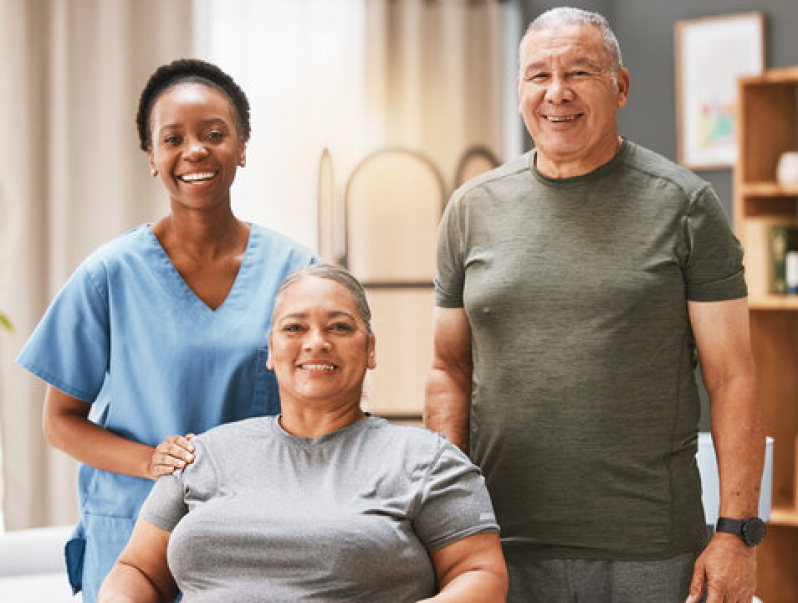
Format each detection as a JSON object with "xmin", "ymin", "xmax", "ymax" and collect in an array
[{"xmin": 675, "ymin": 12, "xmax": 765, "ymax": 170}]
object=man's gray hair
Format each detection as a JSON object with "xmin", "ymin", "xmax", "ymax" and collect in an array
[
  {"xmin": 273, "ymin": 263, "xmax": 372, "ymax": 333},
  {"xmin": 521, "ymin": 7, "xmax": 623, "ymax": 74}
]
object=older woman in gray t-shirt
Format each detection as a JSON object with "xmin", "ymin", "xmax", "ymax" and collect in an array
[{"xmin": 99, "ymin": 264, "xmax": 507, "ymax": 603}]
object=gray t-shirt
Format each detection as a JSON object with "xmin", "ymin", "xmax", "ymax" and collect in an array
[
  {"xmin": 435, "ymin": 140, "xmax": 746, "ymax": 560},
  {"xmin": 140, "ymin": 415, "xmax": 498, "ymax": 602}
]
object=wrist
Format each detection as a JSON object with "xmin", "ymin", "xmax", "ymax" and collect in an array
[{"xmin": 715, "ymin": 516, "xmax": 766, "ymax": 547}]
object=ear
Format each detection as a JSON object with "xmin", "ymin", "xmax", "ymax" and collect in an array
[
  {"xmin": 367, "ymin": 333, "xmax": 376, "ymax": 370},
  {"xmin": 616, "ymin": 68, "xmax": 630, "ymax": 108},
  {"xmin": 148, "ymin": 149, "xmax": 158, "ymax": 177},
  {"xmin": 266, "ymin": 333, "xmax": 275, "ymax": 370},
  {"xmin": 238, "ymin": 142, "xmax": 247, "ymax": 168}
]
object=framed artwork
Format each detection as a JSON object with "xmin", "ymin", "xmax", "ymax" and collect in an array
[{"xmin": 675, "ymin": 12, "xmax": 765, "ymax": 170}]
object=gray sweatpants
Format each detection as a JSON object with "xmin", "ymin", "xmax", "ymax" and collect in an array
[{"xmin": 505, "ymin": 551, "xmax": 698, "ymax": 603}]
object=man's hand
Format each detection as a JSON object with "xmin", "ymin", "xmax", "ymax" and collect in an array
[
  {"xmin": 146, "ymin": 434, "xmax": 195, "ymax": 479},
  {"xmin": 685, "ymin": 532, "xmax": 756, "ymax": 603}
]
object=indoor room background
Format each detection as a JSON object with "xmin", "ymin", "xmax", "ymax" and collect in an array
[{"xmin": 1, "ymin": 0, "xmax": 798, "ymax": 599}]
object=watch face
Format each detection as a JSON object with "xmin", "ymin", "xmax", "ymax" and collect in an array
[{"xmin": 742, "ymin": 518, "xmax": 766, "ymax": 546}]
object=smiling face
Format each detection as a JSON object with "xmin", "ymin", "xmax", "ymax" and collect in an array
[
  {"xmin": 518, "ymin": 23, "xmax": 629, "ymax": 179},
  {"xmin": 267, "ymin": 276, "xmax": 376, "ymax": 411},
  {"xmin": 147, "ymin": 82, "xmax": 246, "ymax": 211}
]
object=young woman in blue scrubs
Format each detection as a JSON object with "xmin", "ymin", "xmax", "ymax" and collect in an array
[{"xmin": 16, "ymin": 59, "xmax": 316, "ymax": 602}]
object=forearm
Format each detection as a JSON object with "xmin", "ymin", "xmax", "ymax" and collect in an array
[
  {"xmin": 45, "ymin": 412, "xmax": 155, "ymax": 479},
  {"xmin": 709, "ymin": 374, "xmax": 765, "ymax": 518},
  {"xmin": 424, "ymin": 366, "xmax": 471, "ymax": 453},
  {"xmin": 98, "ymin": 562, "xmax": 164, "ymax": 603},
  {"xmin": 419, "ymin": 570, "xmax": 507, "ymax": 603}
]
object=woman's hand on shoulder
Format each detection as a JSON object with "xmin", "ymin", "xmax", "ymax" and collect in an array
[{"xmin": 147, "ymin": 434, "xmax": 195, "ymax": 479}]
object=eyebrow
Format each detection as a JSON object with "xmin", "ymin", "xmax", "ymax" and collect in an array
[
  {"xmin": 156, "ymin": 118, "xmax": 230, "ymax": 133},
  {"xmin": 278, "ymin": 310, "xmax": 357, "ymax": 322},
  {"xmin": 523, "ymin": 58, "xmax": 605, "ymax": 76}
]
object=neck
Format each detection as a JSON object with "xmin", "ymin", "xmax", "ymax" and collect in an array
[
  {"xmin": 536, "ymin": 135, "xmax": 623, "ymax": 179},
  {"xmin": 153, "ymin": 204, "xmax": 246, "ymax": 260},
  {"xmin": 278, "ymin": 397, "xmax": 366, "ymax": 439}
]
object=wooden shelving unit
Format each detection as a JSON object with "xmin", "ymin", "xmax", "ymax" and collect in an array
[{"xmin": 734, "ymin": 67, "xmax": 798, "ymax": 603}]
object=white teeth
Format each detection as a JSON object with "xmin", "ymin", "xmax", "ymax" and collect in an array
[
  {"xmin": 545, "ymin": 115, "xmax": 577, "ymax": 122},
  {"xmin": 301, "ymin": 364, "xmax": 335, "ymax": 371},
  {"xmin": 180, "ymin": 171, "xmax": 216, "ymax": 182}
]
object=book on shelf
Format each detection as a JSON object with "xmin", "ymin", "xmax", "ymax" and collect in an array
[{"xmin": 770, "ymin": 225, "xmax": 798, "ymax": 294}]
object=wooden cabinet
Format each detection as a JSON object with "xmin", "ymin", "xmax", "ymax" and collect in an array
[{"xmin": 734, "ymin": 67, "xmax": 798, "ymax": 603}]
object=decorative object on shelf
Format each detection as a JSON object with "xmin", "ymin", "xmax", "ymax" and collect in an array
[
  {"xmin": 776, "ymin": 151, "xmax": 798, "ymax": 186},
  {"xmin": 675, "ymin": 12, "xmax": 765, "ymax": 170},
  {"xmin": 787, "ymin": 251, "xmax": 798, "ymax": 294},
  {"xmin": 769, "ymin": 225, "xmax": 798, "ymax": 294}
]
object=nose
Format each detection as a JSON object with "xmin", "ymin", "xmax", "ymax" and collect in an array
[
  {"xmin": 184, "ymin": 136, "xmax": 209, "ymax": 160},
  {"xmin": 303, "ymin": 327, "xmax": 331, "ymax": 352},
  {"xmin": 544, "ymin": 73, "xmax": 573, "ymax": 104}
]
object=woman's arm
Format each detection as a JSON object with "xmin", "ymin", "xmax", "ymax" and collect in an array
[
  {"xmin": 99, "ymin": 518, "xmax": 179, "ymax": 603},
  {"xmin": 43, "ymin": 385, "xmax": 194, "ymax": 479},
  {"xmin": 420, "ymin": 532, "xmax": 508, "ymax": 603}
]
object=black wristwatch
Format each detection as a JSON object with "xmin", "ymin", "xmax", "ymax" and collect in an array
[{"xmin": 715, "ymin": 516, "xmax": 766, "ymax": 546}]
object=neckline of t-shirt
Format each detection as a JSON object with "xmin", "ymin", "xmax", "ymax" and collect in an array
[
  {"xmin": 270, "ymin": 414, "xmax": 377, "ymax": 448},
  {"xmin": 529, "ymin": 139, "xmax": 631, "ymax": 188},
  {"xmin": 142, "ymin": 223, "xmax": 259, "ymax": 316}
]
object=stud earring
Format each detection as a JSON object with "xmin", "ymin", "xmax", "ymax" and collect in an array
[{"xmin": 150, "ymin": 168, "xmax": 158, "ymax": 177}]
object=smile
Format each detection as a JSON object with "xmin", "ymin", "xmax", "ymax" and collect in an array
[
  {"xmin": 299, "ymin": 364, "xmax": 337, "ymax": 371},
  {"xmin": 542, "ymin": 114, "xmax": 581, "ymax": 122},
  {"xmin": 178, "ymin": 171, "xmax": 218, "ymax": 183}
]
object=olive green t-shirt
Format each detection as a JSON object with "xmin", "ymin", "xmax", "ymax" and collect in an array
[{"xmin": 434, "ymin": 140, "xmax": 747, "ymax": 559}]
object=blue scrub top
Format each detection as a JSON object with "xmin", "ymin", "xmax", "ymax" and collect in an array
[{"xmin": 17, "ymin": 224, "xmax": 316, "ymax": 600}]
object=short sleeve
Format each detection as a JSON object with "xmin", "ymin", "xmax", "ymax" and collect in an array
[
  {"xmin": 413, "ymin": 442, "xmax": 499, "ymax": 552},
  {"xmin": 140, "ymin": 438, "xmax": 219, "ymax": 532},
  {"xmin": 139, "ymin": 475, "xmax": 187, "ymax": 532},
  {"xmin": 434, "ymin": 194, "xmax": 466, "ymax": 308},
  {"xmin": 684, "ymin": 186, "xmax": 747, "ymax": 301},
  {"xmin": 16, "ymin": 261, "xmax": 110, "ymax": 402}
]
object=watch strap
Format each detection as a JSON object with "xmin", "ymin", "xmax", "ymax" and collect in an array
[{"xmin": 715, "ymin": 517, "xmax": 744, "ymax": 535}]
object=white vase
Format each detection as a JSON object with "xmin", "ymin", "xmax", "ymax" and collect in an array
[{"xmin": 776, "ymin": 151, "xmax": 798, "ymax": 186}]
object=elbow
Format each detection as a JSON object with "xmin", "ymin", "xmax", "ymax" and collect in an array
[{"xmin": 42, "ymin": 405, "xmax": 72, "ymax": 452}]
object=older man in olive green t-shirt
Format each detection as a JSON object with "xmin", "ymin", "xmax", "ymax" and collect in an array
[{"xmin": 425, "ymin": 7, "xmax": 764, "ymax": 603}]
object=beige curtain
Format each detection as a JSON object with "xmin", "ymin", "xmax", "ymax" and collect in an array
[
  {"xmin": 0, "ymin": 0, "xmax": 193, "ymax": 530},
  {"xmin": 364, "ymin": 0, "xmax": 506, "ymax": 181}
]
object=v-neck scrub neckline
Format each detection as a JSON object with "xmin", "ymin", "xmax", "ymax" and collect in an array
[{"xmin": 144, "ymin": 224, "xmax": 257, "ymax": 316}]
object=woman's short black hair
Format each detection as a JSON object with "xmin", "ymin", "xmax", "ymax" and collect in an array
[{"xmin": 136, "ymin": 58, "xmax": 251, "ymax": 152}]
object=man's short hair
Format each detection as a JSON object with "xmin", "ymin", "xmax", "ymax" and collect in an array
[{"xmin": 520, "ymin": 7, "xmax": 623, "ymax": 75}]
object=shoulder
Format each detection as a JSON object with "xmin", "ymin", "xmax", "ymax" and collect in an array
[
  {"xmin": 363, "ymin": 417, "xmax": 458, "ymax": 464},
  {"xmin": 448, "ymin": 152, "xmax": 534, "ymax": 209},
  {"xmin": 249, "ymin": 223, "xmax": 316, "ymax": 264},
  {"xmin": 77, "ymin": 225, "xmax": 152, "ymax": 277},
  {"xmin": 618, "ymin": 141, "xmax": 710, "ymax": 198},
  {"xmin": 53, "ymin": 225, "xmax": 152, "ymax": 298},
  {"xmin": 194, "ymin": 416, "xmax": 271, "ymax": 448}
]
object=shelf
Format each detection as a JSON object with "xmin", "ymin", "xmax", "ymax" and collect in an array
[
  {"xmin": 740, "ymin": 66, "xmax": 798, "ymax": 85},
  {"xmin": 749, "ymin": 295, "xmax": 798, "ymax": 310},
  {"xmin": 769, "ymin": 507, "xmax": 798, "ymax": 527},
  {"xmin": 741, "ymin": 182, "xmax": 798, "ymax": 197}
]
